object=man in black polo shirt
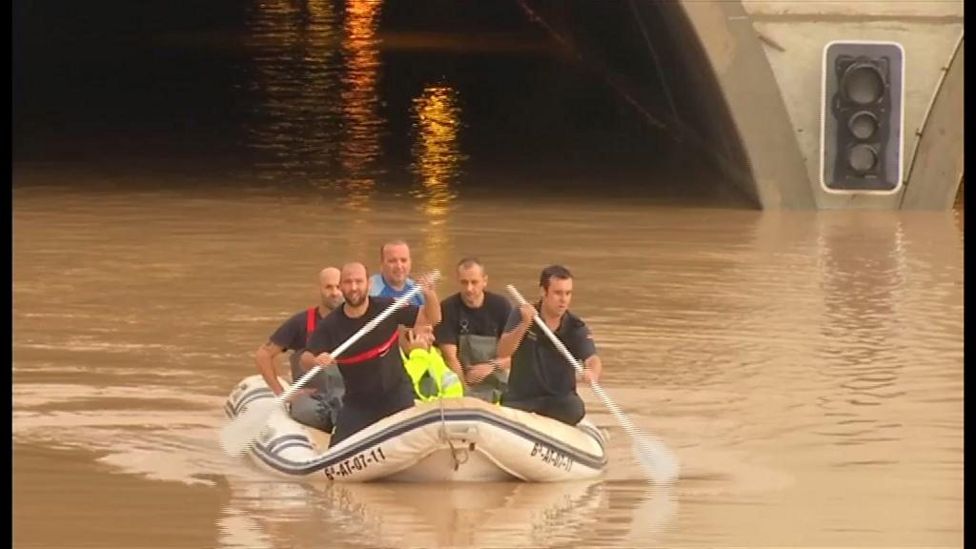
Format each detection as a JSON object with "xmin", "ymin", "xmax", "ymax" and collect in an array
[
  {"xmin": 497, "ymin": 265, "xmax": 603, "ymax": 425},
  {"xmin": 435, "ymin": 257, "xmax": 512, "ymax": 403},
  {"xmin": 300, "ymin": 262, "xmax": 442, "ymax": 446}
]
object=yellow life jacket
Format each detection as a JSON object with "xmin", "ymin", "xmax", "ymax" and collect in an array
[{"xmin": 402, "ymin": 347, "xmax": 464, "ymax": 402}]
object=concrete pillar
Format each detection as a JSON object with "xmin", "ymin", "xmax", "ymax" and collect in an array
[
  {"xmin": 672, "ymin": 0, "xmax": 963, "ymax": 209},
  {"xmin": 740, "ymin": 1, "xmax": 964, "ymax": 209},
  {"xmin": 674, "ymin": 0, "xmax": 816, "ymax": 209},
  {"xmin": 901, "ymin": 39, "xmax": 964, "ymax": 209}
]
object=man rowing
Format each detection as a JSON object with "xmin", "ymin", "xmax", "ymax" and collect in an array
[
  {"xmin": 496, "ymin": 265, "xmax": 603, "ymax": 425},
  {"xmin": 300, "ymin": 262, "xmax": 441, "ymax": 446}
]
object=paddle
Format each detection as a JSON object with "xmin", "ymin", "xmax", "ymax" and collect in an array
[
  {"xmin": 505, "ymin": 284, "xmax": 680, "ymax": 485},
  {"xmin": 219, "ymin": 270, "xmax": 440, "ymax": 456}
]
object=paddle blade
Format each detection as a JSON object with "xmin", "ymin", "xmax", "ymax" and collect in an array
[
  {"xmin": 219, "ymin": 399, "xmax": 281, "ymax": 457},
  {"xmin": 633, "ymin": 435, "xmax": 680, "ymax": 485}
]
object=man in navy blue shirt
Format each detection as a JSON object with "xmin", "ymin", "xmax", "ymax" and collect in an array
[{"xmin": 497, "ymin": 265, "xmax": 603, "ymax": 425}]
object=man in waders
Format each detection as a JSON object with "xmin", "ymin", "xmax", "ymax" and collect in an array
[
  {"xmin": 254, "ymin": 267, "xmax": 346, "ymax": 433},
  {"xmin": 435, "ymin": 257, "xmax": 513, "ymax": 403}
]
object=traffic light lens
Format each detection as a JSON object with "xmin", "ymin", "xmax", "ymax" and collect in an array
[
  {"xmin": 848, "ymin": 111, "xmax": 879, "ymax": 139},
  {"xmin": 848, "ymin": 144, "xmax": 878, "ymax": 173},
  {"xmin": 844, "ymin": 65, "xmax": 884, "ymax": 105}
]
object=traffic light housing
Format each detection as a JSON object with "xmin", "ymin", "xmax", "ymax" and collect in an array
[{"xmin": 821, "ymin": 41, "xmax": 904, "ymax": 194}]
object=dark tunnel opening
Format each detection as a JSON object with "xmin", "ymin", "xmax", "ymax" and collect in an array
[
  {"xmin": 377, "ymin": 0, "xmax": 756, "ymax": 206},
  {"xmin": 13, "ymin": 0, "xmax": 756, "ymax": 207}
]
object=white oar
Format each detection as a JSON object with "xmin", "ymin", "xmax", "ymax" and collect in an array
[
  {"xmin": 506, "ymin": 284, "xmax": 680, "ymax": 485},
  {"xmin": 220, "ymin": 270, "xmax": 440, "ymax": 456}
]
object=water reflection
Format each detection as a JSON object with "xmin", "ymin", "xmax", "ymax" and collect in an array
[
  {"xmin": 410, "ymin": 85, "xmax": 463, "ymax": 214},
  {"xmin": 242, "ymin": 0, "xmax": 342, "ymax": 183},
  {"xmin": 217, "ymin": 480, "xmax": 611, "ymax": 548},
  {"xmin": 240, "ymin": 0, "xmax": 384, "ymax": 209},
  {"xmin": 410, "ymin": 84, "xmax": 464, "ymax": 269},
  {"xmin": 337, "ymin": 0, "xmax": 384, "ymax": 211},
  {"xmin": 814, "ymin": 212, "xmax": 907, "ymax": 456}
]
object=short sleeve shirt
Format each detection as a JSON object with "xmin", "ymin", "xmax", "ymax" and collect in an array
[
  {"xmin": 503, "ymin": 305, "xmax": 597, "ymax": 399},
  {"xmin": 434, "ymin": 291, "xmax": 512, "ymax": 346},
  {"xmin": 268, "ymin": 307, "xmax": 328, "ymax": 388},
  {"xmin": 304, "ymin": 297, "xmax": 419, "ymax": 405},
  {"xmin": 369, "ymin": 273, "xmax": 425, "ymax": 306}
]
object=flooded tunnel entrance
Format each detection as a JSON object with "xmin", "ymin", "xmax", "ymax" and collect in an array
[
  {"xmin": 14, "ymin": 0, "xmax": 757, "ymax": 207},
  {"xmin": 376, "ymin": 0, "xmax": 757, "ymax": 207}
]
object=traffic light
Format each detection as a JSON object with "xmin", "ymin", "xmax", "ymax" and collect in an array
[{"xmin": 821, "ymin": 41, "xmax": 904, "ymax": 193}]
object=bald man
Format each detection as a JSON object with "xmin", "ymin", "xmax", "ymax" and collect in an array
[
  {"xmin": 301, "ymin": 262, "xmax": 441, "ymax": 446},
  {"xmin": 255, "ymin": 267, "xmax": 346, "ymax": 433}
]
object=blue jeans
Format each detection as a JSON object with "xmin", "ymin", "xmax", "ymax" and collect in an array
[{"xmin": 289, "ymin": 391, "xmax": 343, "ymax": 433}]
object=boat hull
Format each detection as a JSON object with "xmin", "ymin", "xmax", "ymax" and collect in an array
[{"xmin": 224, "ymin": 375, "xmax": 608, "ymax": 482}]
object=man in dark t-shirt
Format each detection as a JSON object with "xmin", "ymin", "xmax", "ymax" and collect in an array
[
  {"xmin": 435, "ymin": 257, "xmax": 512, "ymax": 403},
  {"xmin": 300, "ymin": 262, "xmax": 442, "ymax": 447},
  {"xmin": 497, "ymin": 265, "xmax": 603, "ymax": 426},
  {"xmin": 255, "ymin": 267, "xmax": 345, "ymax": 432}
]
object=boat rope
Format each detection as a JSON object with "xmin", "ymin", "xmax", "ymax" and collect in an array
[{"xmin": 437, "ymin": 396, "xmax": 467, "ymax": 470}]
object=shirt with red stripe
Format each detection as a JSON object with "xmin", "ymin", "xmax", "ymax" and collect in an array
[{"xmin": 304, "ymin": 296, "xmax": 420, "ymax": 405}]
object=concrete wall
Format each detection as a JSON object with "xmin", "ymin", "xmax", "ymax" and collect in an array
[
  {"xmin": 675, "ymin": 0, "xmax": 964, "ymax": 209},
  {"xmin": 900, "ymin": 39, "xmax": 964, "ymax": 209},
  {"xmin": 672, "ymin": 0, "xmax": 815, "ymax": 209}
]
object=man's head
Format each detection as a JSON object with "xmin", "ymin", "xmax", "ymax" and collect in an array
[
  {"xmin": 318, "ymin": 267, "xmax": 343, "ymax": 311},
  {"xmin": 340, "ymin": 262, "xmax": 370, "ymax": 308},
  {"xmin": 456, "ymin": 257, "xmax": 488, "ymax": 308},
  {"xmin": 539, "ymin": 265, "xmax": 573, "ymax": 317},
  {"xmin": 379, "ymin": 240, "xmax": 412, "ymax": 289}
]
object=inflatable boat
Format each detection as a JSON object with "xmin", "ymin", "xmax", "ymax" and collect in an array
[{"xmin": 224, "ymin": 375, "xmax": 609, "ymax": 482}]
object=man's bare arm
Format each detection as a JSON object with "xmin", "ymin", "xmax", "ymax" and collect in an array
[
  {"xmin": 418, "ymin": 291, "xmax": 441, "ymax": 327},
  {"xmin": 437, "ymin": 342, "xmax": 466, "ymax": 380},
  {"xmin": 255, "ymin": 341, "xmax": 286, "ymax": 395},
  {"xmin": 496, "ymin": 324, "xmax": 530, "ymax": 359},
  {"xmin": 582, "ymin": 354, "xmax": 602, "ymax": 382},
  {"xmin": 497, "ymin": 304, "xmax": 535, "ymax": 359}
]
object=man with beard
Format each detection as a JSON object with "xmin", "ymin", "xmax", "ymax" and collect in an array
[
  {"xmin": 300, "ymin": 262, "xmax": 442, "ymax": 446},
  {"xmin": 255, "ymin": 267, "xmax": 346, "ymax": 433},
  {"xmin": 496, "ymin": 265, "xmax": 603, "ymax": 426},
  {"xmin": 435, "ymin": 257, "xmax": 512, "ymax": 403}
]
